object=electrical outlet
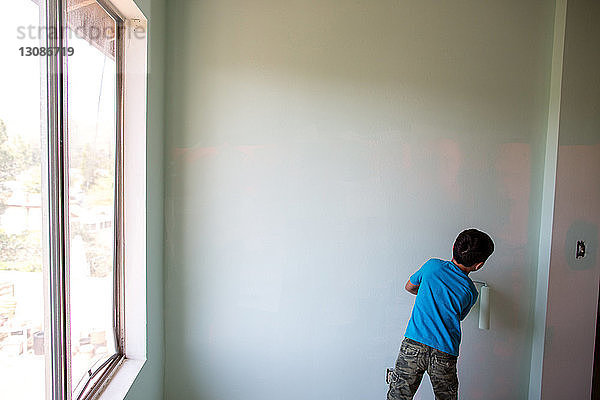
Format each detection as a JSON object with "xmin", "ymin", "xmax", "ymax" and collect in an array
[{"xmin": 576, "ymin": 241, "xmax": 586, "ymax": 259}]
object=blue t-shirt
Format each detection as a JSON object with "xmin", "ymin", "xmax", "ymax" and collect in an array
[{"xmin": 404, "ymin": 258, "xmax": 478, "ymax": 356}]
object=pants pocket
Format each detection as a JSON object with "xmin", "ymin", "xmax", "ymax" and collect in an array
[
  {"xmin": 400, "ymin": 339, "xmax": 421, "ymax": 357},
  {"xmin": 429, "ymin": 355, "xmax": 458, "ymax": 399}
]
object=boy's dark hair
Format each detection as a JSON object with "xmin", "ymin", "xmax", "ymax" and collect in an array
[{"xmin": 453, "ymin": 229, "xmax": 494, "ymax": 267}]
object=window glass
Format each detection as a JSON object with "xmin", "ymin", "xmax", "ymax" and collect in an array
[
  {"xmin": 66, "ymin": 0, "xmax": 118, "ymax": 391},
  {"xmin": 0, "ymin": 1, "xmax": 47, "ymax": 399}
]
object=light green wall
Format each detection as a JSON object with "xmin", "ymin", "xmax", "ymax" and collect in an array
[
  {"xmin": 123, "ymin": 0, "xmax": 165, "ymax": 399},
  {"xmin": 163, "ymin": 1, "xmax": 556, "ymax": 399}
]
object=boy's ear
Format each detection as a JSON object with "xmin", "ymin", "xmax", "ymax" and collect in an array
[{"xmin": 472, "ymin": 261, "xmax": 485, "ymax": 271}]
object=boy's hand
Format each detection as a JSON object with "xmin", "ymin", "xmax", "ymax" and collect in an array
[{"xmin": 405, "ymin": 280, "xmax": 419, "ymax": 295}]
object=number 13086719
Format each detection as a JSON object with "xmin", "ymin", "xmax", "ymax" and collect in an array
[{"xmin": 19, "ymin": 47, "xmax": 75, "ymax": 56}]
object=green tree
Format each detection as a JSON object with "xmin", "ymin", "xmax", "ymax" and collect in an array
[
  {"xmin": 0, "ymin": 118, "xmax": 40, "ymax": 214},
  {"xmin": 77, "ymin": 144, "xmax": 102, "ymax": 191},
  {"xmin": 0, "ymin": 120, "xmax": 16, "ymax": 215},
  {"xmin": 0, "ymin": 118, "xmax": 43, "ymax": 272},
  {"xmin": 22, "ymin": 165, "xmax": 42, "ymax": 195}
]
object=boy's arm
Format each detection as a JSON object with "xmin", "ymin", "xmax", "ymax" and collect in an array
[
  {"xmin": 406, "ymin": 262, "xmax": 427, "ymax": 295},
  {"xmin": 460, "ymin": 290, "xmax": 479, "ymax": 320},
  {"xmin": 405, "ymin": 280, "xmax": 419, "ymax": 295}
]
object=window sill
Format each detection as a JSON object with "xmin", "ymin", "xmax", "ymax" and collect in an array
[{"xmin": 96, "ymin": 358, "xmax": 146, "ymax": 400}]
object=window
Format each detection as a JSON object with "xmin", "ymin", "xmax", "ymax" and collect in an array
[
  {"xmin": 0, "ymin": 0, "xmax": 147, "ymax": 399},
  {"xmin": 0, "ymin": 3, "xmax": 45, "ymax": 398},
  {"xmin": 66, "ymin": 1, "xmax": 124, "ymax": 397}
]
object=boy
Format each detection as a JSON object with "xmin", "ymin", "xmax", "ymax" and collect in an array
[{"xmin": 387, "ymin": 229, "xmax": 494, "ymax": 400}]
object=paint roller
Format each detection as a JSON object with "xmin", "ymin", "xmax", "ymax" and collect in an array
[{"xmin": 473, "ymin": 280, "xmax": 490, "ymax": 330}]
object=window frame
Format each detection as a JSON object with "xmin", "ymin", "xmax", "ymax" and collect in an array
[{"xmin": 41, "ymin": 0, "xmax": 148, "ymax": 398}]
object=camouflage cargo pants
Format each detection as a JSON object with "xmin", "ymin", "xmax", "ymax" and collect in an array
[{"xmin": 387, "ymin": 338, "xmax": 458, "ymax": 400}]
